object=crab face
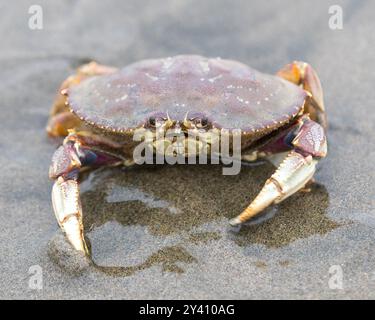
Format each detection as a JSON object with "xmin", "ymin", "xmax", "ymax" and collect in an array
[{"xmin": 47, "ymin": 55, "xmax": 327, "ymax": 255}]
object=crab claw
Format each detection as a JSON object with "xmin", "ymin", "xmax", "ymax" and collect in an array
[
  {"xmin": 49, "ymin": 131, "xmax": 126, "ymax": 255},
  {"xmin": 230, "ymin": 151, "xmax": 317, "ymax": 225},
  {"xmin": 52, "ymin": 177, "xmax": 88, "ymax": 254},
  {"xmin": 230, "ymin": 116, "xmax": 327, "ymax": 226}
]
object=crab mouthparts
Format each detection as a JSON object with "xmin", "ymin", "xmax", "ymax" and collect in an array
[{"xmin": 153, "ymin": 129, "xmax": 206, "ymax": 157}]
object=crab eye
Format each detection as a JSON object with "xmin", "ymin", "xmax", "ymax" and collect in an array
[
  {"xmin": 194, "ymin": 117, "xmax": 209, "ymax": 128},
  {"xmin": 148, "ymin": 116, "xmax": 167, "ymax": 128},
  {"xmin": 148, "ymin": 116, "xmax": 156, "ymax": 126}
]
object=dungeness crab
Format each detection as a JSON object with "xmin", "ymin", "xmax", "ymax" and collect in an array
[{"xmin": 47, "ymin": 55, "xmax": 327, "ymax": 255}]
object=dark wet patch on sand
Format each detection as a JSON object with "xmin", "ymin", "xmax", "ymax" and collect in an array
[
  {"xmin": 93, "ymin": 246, "xmax": 197, "ymax": 277},
  {"xmin": 188, "ymin": 231, "xmax": 222, "ymax": 244},
  {"xmin": 230, "ymin": 183, "xmax": 345, "ymax": 248},
  {"xmin": 67, "ymin": 164, "xmax": 344, "ymax": 276}
]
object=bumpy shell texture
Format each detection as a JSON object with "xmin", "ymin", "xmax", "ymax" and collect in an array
[{"xmin": 68, "ymin": 55, "xmax": 306, "ymax": 133}]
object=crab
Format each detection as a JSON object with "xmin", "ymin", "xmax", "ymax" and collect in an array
[{"xmin": 47, "ymin": 55, "xmax": 327, "ymax": 255}]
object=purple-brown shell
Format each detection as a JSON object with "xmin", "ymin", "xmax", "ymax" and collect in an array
[{"xmin": 67, "ymin": 55, "xmax": 306, "ymax": 133}]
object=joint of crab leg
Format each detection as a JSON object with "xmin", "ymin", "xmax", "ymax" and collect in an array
[
  {"xmin": 77, "ymin": 61, "xmax": 118, "ymax": 77},
  {"xmin": 229, "ymin": 150, "xmax": 318, "ymax": 226},
  {"xmin": 277, "ymin": 61, "xmax": 327, "ymax": 130},
  {"xmin": 49, "ymin": 141, "xmax": 82, "ymax": 179},
  {"xmin": 292, "ymin": 116, "xmax": 327, "ymax": 158},
  {"xmin": 49, "ymin": 132, "xmax": 125, "ymax": 180},
  {"xmin": 46, "ymin": 111, "xmax": 83, "ymax": 137},
  {"xmin": 52, "ymin": 177, "xmax": 88, "ymax": 254}
]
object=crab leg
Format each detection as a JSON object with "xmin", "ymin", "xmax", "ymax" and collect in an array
[
  {"xmin": 276, "ymin": 61, "xmax": 327, "ymax": 130},
  {"xmin": 52, "ymin": 177, "xmax": 87, "ymax": 253},
  {"xmin": 49, "ymin": 132, "xmax": 125, "ymax": 254},
  {"xmin": 230, "ymin": 116, "xmax": 327, "ymax": 226}
]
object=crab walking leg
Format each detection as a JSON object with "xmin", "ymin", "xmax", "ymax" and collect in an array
[
  {"xmin": 49, "ymin": 132, "xmax": 125, "ymax": 253},
  {"xmin": 276, "ymin": 61, "xmax": 327, "ymax": 130},
  {"xmin": 230, "ymin": 116, "xmax": 327, "ymax": 226},
  {"xmin": 46, "ymin": 112, "xmax": 83, "ymax": 137}
]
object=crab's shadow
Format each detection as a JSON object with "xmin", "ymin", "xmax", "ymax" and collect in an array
[{"xmin": 76, "ymin": 163, "xmax": 337, "ymax": 276}]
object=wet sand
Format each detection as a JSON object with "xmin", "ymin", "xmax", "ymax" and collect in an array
[{"xmin": 0, "ymin": 0, "xmax": 375, "ymax": 299}]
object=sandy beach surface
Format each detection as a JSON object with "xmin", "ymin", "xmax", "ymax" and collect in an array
[{"xmin": 0, "ymin": 0, "xmax": 374, "ymax": 299}]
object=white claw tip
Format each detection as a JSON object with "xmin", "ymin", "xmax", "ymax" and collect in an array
[{"xmin": 229, "ymin": 217, "xmax": 242, "ymax": 227}]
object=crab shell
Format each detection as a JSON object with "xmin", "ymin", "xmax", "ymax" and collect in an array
[{"xmin": 67, "ymin": 55, "xmax": 307, "ymax": 145}]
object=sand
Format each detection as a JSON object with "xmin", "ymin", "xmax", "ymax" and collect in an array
[{"xmin": 0, "ymin": 0, "xmax": 374, "ymax": 299}]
